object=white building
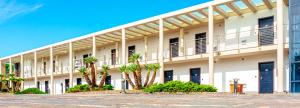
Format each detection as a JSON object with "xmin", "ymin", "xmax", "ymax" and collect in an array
[{"xmin": 0, "ymin": 0, "xmax": 292, "ymax": 94}]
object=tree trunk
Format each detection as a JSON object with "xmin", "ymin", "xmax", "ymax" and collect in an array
[
  {"xmin": 90, "ymin": 63, "xmax": 96, "ymax": 87},
  {"xmin": 147, "ymin": 69, "xmax": 157, "ymax": 87},
  {"xmin": 143, "ymin": 70, "xmax": 151, "ymax": 87},
  {"xmin": 98, "ymin": 73, "xmax": 107, "ymax": 89},
  {"xmin": 84, "ymin": 74, "xmax": 92, "ymax": 85},
  {"xmin": 0, "ymin": 82, "xmax": 2, "ymax": 91},
  {"xmin": 125, "ymin": 73, "xmax": 135, "ymax": 89},
  {"xmin": 135, "ymin": 61, "xmax": 142, "ymax": 89},
  {"xmin": 132, "ymin": 71, "xmax": 139, "ymax": 89}
]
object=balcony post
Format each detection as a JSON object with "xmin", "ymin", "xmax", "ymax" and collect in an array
[
  {"xmin": 34, "ymin": 51, "xmax": 37, "ymax": 88},
  {"xmin": 159, "ymin": 18, "xmax": 165, "ymax": 83},
  {"xmin": 49, "ymin": 47, "xmax": 54, "ymax": 95},
  {"xmin": 20, "ymin": 55, "xmax": 24, "ymax": 90},
  {"xmin": 9, "ymin": 58, "xmax": 12, "ymax": 87},
  {"xmin": 179, "ymin": 28, "xmax": 185, "ymax": 57},
  {"xmin": 144, "ymin": 36, "xmax": 148, "ymax": 63},
  {"xmin": 69, "ymin": 42, "xmax": 73, "ymax": 88},
  {"xmin": 208, "ymin": 5, "xmax": 215, "ymax": 85},
  {"xmin": 276, "ymin": 0, "xmax": 284, "ymax": 92}
]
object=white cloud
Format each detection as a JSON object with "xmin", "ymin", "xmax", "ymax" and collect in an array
[{"xmin": 0, "ymin": 0, "xmax": 43, "ymax": 23}]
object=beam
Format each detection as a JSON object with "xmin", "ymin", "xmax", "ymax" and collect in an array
[
  {"xmin": 226, "ymin": 2, "xmax": 242, "ymax": 16},
  {"xmin": 136, "ymin": 25, "xmax": 158, "ymax": 33},
  {"xmin": 213, "ymin": 6, "xmax": 228, "ymax": 19},
  {"xmin": 126, "ymin": 29, "xmax": 149, "ymax": 36},
  {"xmin": 198, "ymin": 9, "xmax": 208, "ymax": 18},
  {"xmin": 263, "ymin": 0, "xmax": 273, "ymax": 9},
  {"xmin": 241, "ymin": 0, "xmax": 257, "ymax": 13},
  {"xmin": 176, "ymin": 16, "xmax": 194, "ymax": 25},
  {"xmin": 164, "ymin": 19, "xmax": 184, "ymax": 28},
  {"xmin": 129, "ymin": 27, "xmax": 152, "ymax": 35},
  {"xmin": 186, "ymin": 13, "xmax": 203, "ymax": 23},
  {"xmin": 283, "ymin": 0, "xmax": 288, "ymax": 6}
]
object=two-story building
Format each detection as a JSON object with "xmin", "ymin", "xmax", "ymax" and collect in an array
[{"xmin": 1, "ymin": 0, "xmax": 295, "ymax": 94}]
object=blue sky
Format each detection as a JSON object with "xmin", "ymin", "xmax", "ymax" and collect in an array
[{"xmin": 0, "ymin": 0, "xmax": 210, "ymax": 58}]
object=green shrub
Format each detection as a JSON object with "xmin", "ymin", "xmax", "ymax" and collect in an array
[
  {"xmin": 15, "ymin": 88, "xmax": 46, "ymax": 94},
  {"xmin": 102, "ymin": 84, "xmax": 114, "ymax": 90},
  {"xmin": 67, "ymin": 84, "xmax": 90, "ymax": 93},
  {"xmin": 143, "ymin": 81, "xmax": 217, "ymax": 93}
]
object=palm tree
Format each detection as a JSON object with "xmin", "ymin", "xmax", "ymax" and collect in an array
[
  {"xmin": 8, "ymin": 74, "xmax": 16, "ymax": 93},
  {"xmin": 0, "ymin": 74, "xmax": 3, "ymax": 91},
  {"xmin": 15, "ymin": 77, "xmax": 24, "ymax": 92},
  {"xmin": 147, "ymin": 63, "xmax": 160, "ymax": 87},
  {"xmin": 98, "ymin": 64, "xmax": 110, "ymax": 89},
  {"xmin": 128, "ymin": 54, "xmax": 142, "ymax": 89},
  {"xmin": 79, "ymin": 67, "xmax": 93, "ymax": 90},
  {"xmin": 84, "ymin": 56, "xmax": 98, "ymax": 87},
  {"xmin": 119, "ymin": 65, "xmax": 135, "ymax": 89},
  {"xmin": 127, "ymin": 63, "xmax": 139, "ymax": 89},
  {"xmin": 143, "ymin": 64, "xmax": 153, "ymax": 87}
]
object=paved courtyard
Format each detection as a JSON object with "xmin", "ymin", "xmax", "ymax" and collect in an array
[{"xmin": 0, "ymin": 93, "xmax": 300, "ymax": 108}]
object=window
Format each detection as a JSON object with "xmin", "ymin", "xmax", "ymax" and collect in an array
[
  {"xmin": 169, "ymin": 38, "xmax": 179, "ymax": 57},
  {"xmin": 105, "ymin": 75, "xmax": 111, "ymax": 85},
  {"xmin": 53, "ymin": 60, "xmax": 56, "ymax": 72},
  {"xmin": 111, "ymin": 49, "xmax": 116, "ymax": 65},
  {"xmin": 195, "ymin": 33, "xmax": 207, "ymax": 54},
  {"xmin": 128, "ymin": 46, "xmax": 135, "ymax": 58},
  {"xmin": 164, "ymin": 70, "xmax": 173, "ymax": 83},
  {"xmin": 258, "ymin": 16, "xmax": 274, "ymax": 46},
  {"xmin": 43, "ymin": 62, "xmax": 47, "ymax": 74}
]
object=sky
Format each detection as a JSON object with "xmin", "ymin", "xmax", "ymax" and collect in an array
[{"xmin": 0, "ymin": 0, "xmax": 211, "ymax": 58}]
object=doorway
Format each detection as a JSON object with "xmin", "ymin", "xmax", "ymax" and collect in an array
[
  {"xmin": 169, "ymin": 38, "xmax": 179, "ymax": 57},
  {"xmin": 259, "ymin": 62, "xmax": 274, "ymax": 93},
  {"xmin": 164, "ymin": 70, "xmax": 173, "ymax": 83},
  {"xmin": 190, "ymin": 68, "xmax": 201, "ymax": 84},
  {"xmin": 195, "ymin": 33, "xmax": 207, "ymax": 54},
  {"xmin": 45, "ymin": 81, "xmax": 49, "ymax": 93}
]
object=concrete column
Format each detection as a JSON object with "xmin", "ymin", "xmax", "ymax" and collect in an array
[
  {"xmin": 49, "ymin": 47, "xmax": 54, "ymax": 95},
  {"xmin": 20, "ymin": 55, "xmax": 24, "ymax": 90},
  {"xmin": 144, "ymin": 36, "xmax": 148, "ymax": 63},
  {"xmin": 93, "ymin": 36, "xmax": 97, "ymax": 57},
  {"xmin": 122, "ymin": 28, "xmax": 126, "ymax": 64},
  {"xmin": 0, "ymin": 60, "xmax": 2, "ymax": 74},
  {"xmin": 9, "ymin": 58, "xmax": 12, "ymax": 87},
  {"xmin": 208, "ymin": 5, "xmax": 215, "ymax": 85},
  {"xmin": 159, "ymin": 18, "xmax": 165, "ymax": 83},
  {"xmin": 115, "ymin": 42, "xmax": 119, "ymax": 64},
  {"xmin": 69, "ymin": 42, "xmax": 74, "ymax": 87},
  {"xmin": 34, "ymin": 52, "xmax": 37, "ymax": 88},
  {"xmin": 276, "ymin": 0, "xmax": 284, "ymax": 92},
  {"xmin": 179, "ymin": 28, "xmax": 185, "ymax": 56}
]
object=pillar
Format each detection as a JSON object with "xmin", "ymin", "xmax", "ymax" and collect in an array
[
  {"xmin": 93, "ymin": 36, "xmax": 97, "ymax": 57},
  {"xmin": 34, "ymin": 51, "xmax": 37, "ymax": 88},
  {"xmin": 144, "ymin": 36, "xmax": 148, "ymax": 63},
  {"xmin": 9, "ymin": 58, "xmax": 12, "ymax": 87},
  {"xmin": 208, "ymin": 5, "xmax": 215, "ymax": 85},
  {"xmin": 179, "ymin": 28, "xmax": 185, "ymax": 56},
  {"xmin": 277, "ymin": 0, "xmax": 284, "ymax": 92},
  {"xmin": 69, "ymin": 42, "xmax": 74, "ymax": 87},
  {"xmin": 20, "ymin": 55, "xmax": 24, "ymax": 90},
  {"xmin": 0, "ymin": 60, "xmax": 2, "ymax": 75},
  {"xmin": 115, "ymin": 42, "xmax": 119, "ymax": 64},
  {"xmin": 122, "ymin": 28, "xmax": 126, "ymax": 64},
  {"xmin": 49, "ymin": 47, "xmax": 54, "ymax": 94},
  {"xmin": 159, "ymin": 18, "xmax": 165, "ymax": 83}
]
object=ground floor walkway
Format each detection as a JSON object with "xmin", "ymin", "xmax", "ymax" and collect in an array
[{"xmin": 0, "ymin": 93, "xmax": 300, "ymax": 108}]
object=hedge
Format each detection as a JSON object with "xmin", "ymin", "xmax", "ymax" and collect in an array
[
  {"xmin": 15, "ymin": 88, "xmax": 46, "ymax": 94},
  {"xmin": 143, "ymin": 80, "xmax": 217, "ymax": 93}
]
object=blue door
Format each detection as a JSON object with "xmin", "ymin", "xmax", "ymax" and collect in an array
[
  {"xmin": 190, "ymin": 68, "xmax": 201, "ymax": 84},
  {"xmin": 164, "ymin": 70, "xmax": 173, "ymax": 83},
  {"xmin": 259, "ymin": 62, "xmax": 274, "ymax": 93}
]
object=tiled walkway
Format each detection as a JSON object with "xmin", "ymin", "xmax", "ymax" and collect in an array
[{"xmin": 0, "ymin": 93, "xmax": 300, "ymax": 108}]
